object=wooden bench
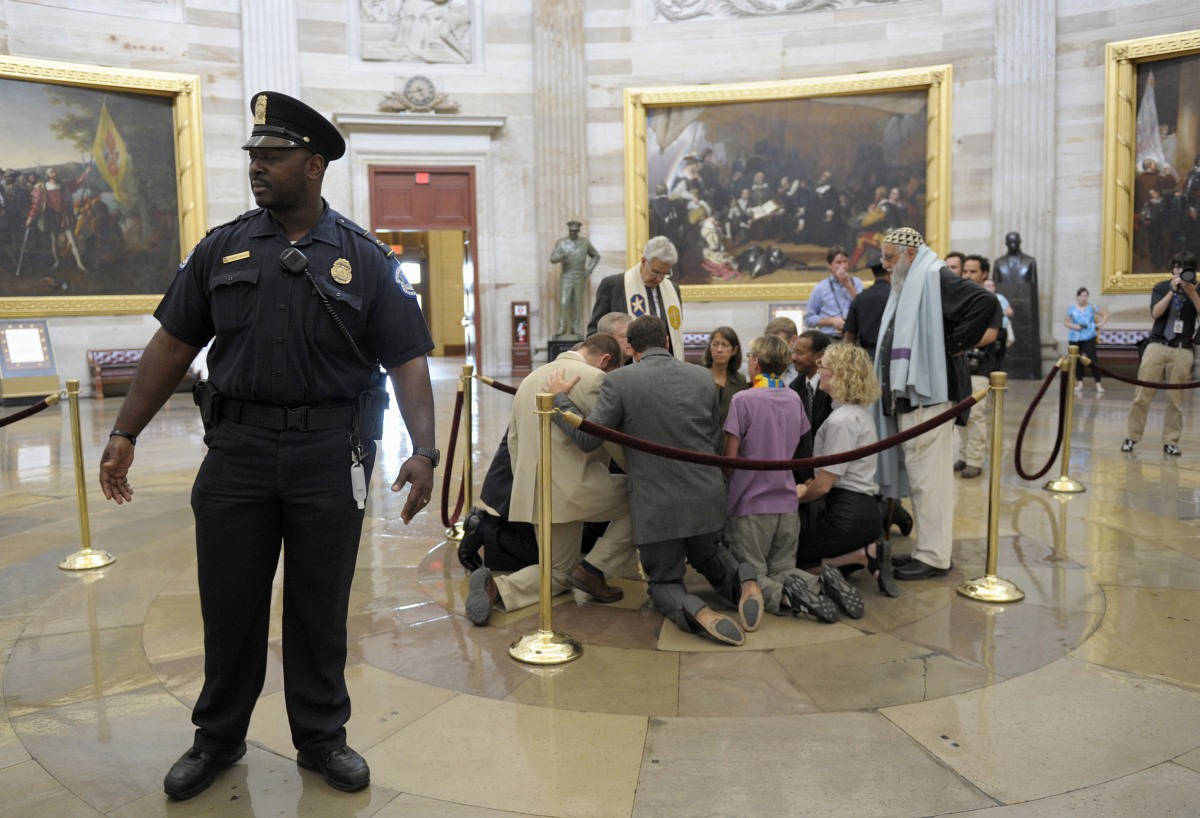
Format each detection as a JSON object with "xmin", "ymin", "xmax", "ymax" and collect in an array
[
  {"xmin": 88, "ymin": 348, "xmax": 198, "ymax": 399},
  {"xmin": 1095, "ymin": 328, "xmax": 1151, "ymax": 379}
]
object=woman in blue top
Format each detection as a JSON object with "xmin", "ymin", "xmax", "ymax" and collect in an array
[{"xmin": 1065, "ymin": 287, "xmax": 1108, "ymax": 393}]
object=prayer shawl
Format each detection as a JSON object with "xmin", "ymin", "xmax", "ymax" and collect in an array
[
  {"xmin": 623, "ymin": 265, "xmax": 684, "ymax": 360},
  {"xmin": 871, "ymin": 244, "xmax": 948, "ymax": 499}
]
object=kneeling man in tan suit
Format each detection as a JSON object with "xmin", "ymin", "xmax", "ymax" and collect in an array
[{"xmin": 466, "ymin": 333, "xmax": 636, "ymax": 625}]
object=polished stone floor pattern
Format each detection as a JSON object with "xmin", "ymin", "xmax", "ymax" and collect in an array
[{"xmin": 1, "ymin": 359, "xmax": 1198, "ymax": 816}]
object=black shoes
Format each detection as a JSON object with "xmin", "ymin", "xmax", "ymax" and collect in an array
[
  {"xmin": 783, "ymin": 575, "xmax": 839, "ymax": 623},
  {"xmin": 297, "ymin": 745, "xmax": 371, "ymax": 792},
  {"xmin": 959, "ymin": 466, "xmax": 983, "ymax": 479},
  {"xmin": 163, "ymin": 741, "xmax": 246, "ymax": 800},
  {"xmin": 457, "ymin": 509, "xmax": 483, "ymax": 571},
  {"xmin": 1165, "ymin": 443, "xmax": 1182, "ymax": 456},
  {"xmin": 953, "ymin": 459, "xmax": 966, "ymax": 472},
  {"xmin": 867, "ymin": 539, "xmax": 899, "ymax": 598},
  {"xmin": 894, "ymin": 558, "xmax": 950, "ymax": 581},
  {"xmin": 1121, "ymin": 439, "xmax": 1136, "ymax": 452},
  {"xmin": 819, "ymin": 565, "xmax": 864, "ymax": 619}
]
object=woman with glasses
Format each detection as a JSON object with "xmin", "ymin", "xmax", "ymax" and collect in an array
[
  {"xmin": 795, "ymin": 343, "xmax": 896, "ymax": 597},
  {"xmin": 702, "ymin": 326, "xmax": 747, "ymax": 427}
]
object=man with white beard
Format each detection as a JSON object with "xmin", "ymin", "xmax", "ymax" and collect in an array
[{"xmin": 873, "ymin": 227, "xmax": 1001, "ymax": 581}]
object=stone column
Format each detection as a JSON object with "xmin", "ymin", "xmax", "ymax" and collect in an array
[
  {"xmin": 992, "ymin": 0, "xmax": 1056, "ymax": 377},
  {"xmin": 533, "ymin": 1, "xmax": 590, "ymax": 344},
  {"xmin": 241, "ymin": 0, "xmax": 301, "ymax": 98}
]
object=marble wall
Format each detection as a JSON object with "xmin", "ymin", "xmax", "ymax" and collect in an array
[{"xmin": 1, "ymin": 0, "xmax": 1198, "ymax": 385}]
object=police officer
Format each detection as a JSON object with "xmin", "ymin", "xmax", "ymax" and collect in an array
[{"xmin": 98, "ymin": 91, "xmax": 437, "ymax": 800}]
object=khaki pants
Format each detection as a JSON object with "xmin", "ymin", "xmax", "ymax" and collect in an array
[
  {"xmin": 1127, "ymin": 342, "xmax": 1193, "ymax": 445},
  {"xmin": 959, "ymin": 374, "xmax": 990, "ymax": 468},
  {"xmin": 900, "ymin": 402, "xmax": 956, "ymax": 570}
]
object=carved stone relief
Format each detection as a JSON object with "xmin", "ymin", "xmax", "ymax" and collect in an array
[
  {"xmin": 361, "ymin": 0, "xmax": 472, "ymax": 64},
  {"xmin": 654, "ymin": 0, "xmax": 902, "ymax": 22}
]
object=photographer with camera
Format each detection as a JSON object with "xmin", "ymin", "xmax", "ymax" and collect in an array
[{"xmin": 1123, "ymin": 251, "xmax": 1200, "ymax": 456}]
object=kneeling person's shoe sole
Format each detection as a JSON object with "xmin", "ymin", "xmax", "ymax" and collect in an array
[
  {"xmin": 784, "ymin": 575, "xmax": 839, "ymax": 623},
  {"xmin": 820, "ymin": 565, "xmax": 864, "ymax": 619},
  {"xmin": 164, "ymin": 741, "xmax": 246, "ymax": 801},
  {"xmin": 298, "ymin": 745, "xmax": 370, "ymax": 793}
]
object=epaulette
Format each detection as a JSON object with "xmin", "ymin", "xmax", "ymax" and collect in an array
[
  {"xmin": 205, "ymin": 209, "xmax": 261, "ymax": 236},
  {"xmin": 336, "ymin": 215, "xmax": 397, "ymax": 261}
]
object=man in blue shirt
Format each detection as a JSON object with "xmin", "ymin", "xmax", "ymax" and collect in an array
[{"xmin": 804, "ymin": 245, "xmax": 864, "ymax": 339}]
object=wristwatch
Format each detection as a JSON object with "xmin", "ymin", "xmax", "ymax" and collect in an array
[{"xmin": 413, "ymin": 446, "xmax": 441, "ymax": 468}]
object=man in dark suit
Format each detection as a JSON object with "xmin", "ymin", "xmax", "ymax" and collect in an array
[
  {"xmin": 548, "ymin": 316, "xmax": 762, "ymax": 646},
  {"xmin": 586, "ymin": 237, "xmax": 685, "ymax": 358},
  {"xmin": 789, "ymin": 331, "xmax": 833, "ymax": 550},
  {"xmin": 843, "ymin": 262, "xmax": 891, "ymax": 358}
]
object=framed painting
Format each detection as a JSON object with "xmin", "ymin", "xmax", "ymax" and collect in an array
[
  {"xmin": 0, "ymin": 55, "xmax": 206, "ymax": 317},
  {"xmin": 1102, "ymin": 30, "xmax": 1200, "ymax": 293},
  {"xmin": 623, "ymin": 65, "xmax": 952, "ymax": 302}
]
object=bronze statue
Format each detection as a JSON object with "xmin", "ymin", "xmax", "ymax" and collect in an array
[
  {"xmin": 994, "ymin": 231, "xmax": 1037, "ymax": 285},
  {"xmin": 551, "ymin": 220, "xmax": 600, "ymax": 338},
  {"xmin": 994, "ymin": 231, "xmax": 1042, "ymax": 378}
]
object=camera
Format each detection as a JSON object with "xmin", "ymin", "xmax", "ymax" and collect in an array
[{"xmin": 1181, "ymin": 268, "xmax": 1197, "ymax": 285}]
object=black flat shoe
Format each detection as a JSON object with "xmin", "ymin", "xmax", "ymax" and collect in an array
[
  {"xmin": 456, "ymin": 510, "xmax": 483, "ymax": 572},
  {"xmin": 297, "ymin": 745, "xmax": 370, "ymax": 792},
  {"xmin": 867, "ymin": 539, "xmax": 899, "ymax": 598},
  {"xmin": 894, "ymin": 558, "xmax": 950, "ymax": 581},
  {"xmin": 163, "ymin": 741, "xmax": 246, "ymax": 800}
]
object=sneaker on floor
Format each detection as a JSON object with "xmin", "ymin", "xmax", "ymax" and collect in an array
[
  {"xmin": 819, "ymin": 565, "xmax": 864, "ymax": 619},
  {"xmin": 1095, "ymin": 382, "xmax": 1105, "ymax": 394},
  {"xmin": 783, "ymin": 575, "xmax": 839, "ymax": 623},
  {"xmin": 1164, "ymin": 443, "xmax": 1182, "ymax": 456},
  {"xmin": 1121, "ymin": 439, "xmax": 1136, "ymax": 453}
]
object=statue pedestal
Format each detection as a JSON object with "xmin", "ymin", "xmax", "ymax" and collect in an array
[
  {"xmin": 998, "ymin": 281, "xmax": 1042, "ymax": 379},
  {"xmin": 547, "ymin": 338, "xmax": 576, "ymax": 362}
]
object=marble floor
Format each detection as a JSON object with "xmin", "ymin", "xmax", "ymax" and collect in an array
[{"xmin": 1, "ymin": 358, "xmax": 1198, "ymax": 817}]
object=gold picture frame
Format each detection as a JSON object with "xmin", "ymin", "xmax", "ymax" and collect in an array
[
  {"xmin": 624, "ymin": 65, "xmax": 952, "ymax": 302},
  {"xmin": 1102, "ymin": 29, "xmax": 1200, "ymax": 293},
  {"xmin": 0, "ymin": 55, "xmax": 206, "ymax": 317}
]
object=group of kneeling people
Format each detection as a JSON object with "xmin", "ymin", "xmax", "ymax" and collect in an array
[{"xmin": 462, "ymin": 314, "xmax": 899, "ymax": 647}]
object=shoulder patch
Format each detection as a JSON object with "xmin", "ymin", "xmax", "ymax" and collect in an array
[
  {"xmin": 178, "ymin": 244, "xmax": 196, "ymax": 272},
  {"xmin": 393, "ymin": 257, "xmax": 417, "ymax": 298}
]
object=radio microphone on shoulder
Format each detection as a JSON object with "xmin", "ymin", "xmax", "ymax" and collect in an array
[{"xmin": 279, "ymin": 247, "xmax": 308, "ymax": 277}]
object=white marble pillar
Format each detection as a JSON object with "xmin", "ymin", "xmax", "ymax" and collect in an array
[
  {"xmin": 533, "ymin": 0, "xmax": 590, "ymax": 340},
  {"xmin": 239, "ymin": 0, "xmax": 301, "ymax": 210},
  {"xmin": 993, "ymin": 0, "xmax": 1056, "ymax": 371}
]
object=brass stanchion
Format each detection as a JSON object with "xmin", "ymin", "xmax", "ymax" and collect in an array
[
  {"xmin": 509, "ymin": 393, "xmax": 582, "ymax": 665},
  {"xmin": 1045, "ymin": 344, "xmax": 1086, "ymax": 493},
  {"xmin": 446, "ymin": 363, "xmax": 476, "ymax": 540},
  {"xmin": 59, "ymin": 379, "xmax": 115, "ymax": 571},
  {"xmin": 958, "ymin": 371, "xmax": 1024, "ymax": 602}
]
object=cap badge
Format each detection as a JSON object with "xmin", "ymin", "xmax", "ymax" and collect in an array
[
  {"xmin": 254, "ymin": 94, "xmax": 268, "ymax": 125},
  {"xmin": 331, "ymin": 258, "xmax": 352, "ymax": 285}
]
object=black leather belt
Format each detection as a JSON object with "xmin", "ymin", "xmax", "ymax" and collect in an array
[
  {"xmin": 1156, "ymin": 339, "xmax": 1194, "ymax": 349},
  {"xmin": 219, "ymin": 398, "xmax": 355, "ymax": 431}
]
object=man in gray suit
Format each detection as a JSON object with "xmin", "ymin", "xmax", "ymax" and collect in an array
[{"xmin": 547, "ymin": 316, "xmax": 763, "ymax": 646}]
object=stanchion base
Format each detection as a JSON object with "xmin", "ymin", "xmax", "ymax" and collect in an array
[
  {"xmin": 1043, "ymin": 476, "xmax": 1086, "ymax": 493},
  {"xmin": 445, "ymin": 523, "xmax": 464, "ymax": 541},
  {"xmin": 509, "ymin": 629, "xmax": 583, "ymax": 665},
  {"xmin": 958, "ymin": 574, "xmax": 1025, "ymax": 603},
  {"xmin": 59, "ymin": 549, "xmax": 115, "ymax": 571}
]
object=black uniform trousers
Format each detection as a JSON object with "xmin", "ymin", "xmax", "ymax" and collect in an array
[{"xmin": 189, "ymin": 418, "xmax": 373, "ymax": 757}]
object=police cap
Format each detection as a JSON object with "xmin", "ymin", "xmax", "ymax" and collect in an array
[{"xmin": 242, "ymin": 91, "xmax": 346, "ymax": 162}]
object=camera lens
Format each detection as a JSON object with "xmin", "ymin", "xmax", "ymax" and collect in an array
[{"xmin": 1182, "ymin": 268, "xmax": 1197, "ymax": 285}]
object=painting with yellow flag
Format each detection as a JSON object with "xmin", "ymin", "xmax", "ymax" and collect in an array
[{"xmin": 0, "ymin": 56, "xmax": 206, "ymax": 317}]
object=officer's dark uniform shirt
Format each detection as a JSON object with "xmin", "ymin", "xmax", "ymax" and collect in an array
[
  {"xmin": 157, "ymin": 202, "xmax": 433, "ymax": 405},
  {"xmin": 844, "ymin": 278, "xmax": 891, "ymax": 353}
]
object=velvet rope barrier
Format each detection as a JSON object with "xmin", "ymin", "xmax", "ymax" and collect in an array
[
  {"xmin": 0, "ymin": 393, "xmax": 60, "ymax": 427},
  {"xmin": 439, "ymin": 387, "xmax": 466, "ymax": 528},
  {"xmin": 476, "ymin": 374, "xmax": 519, "ymax": 395},
  {"xmin": 559, "ymin": 392, "xmax": 980, "ymax": 472},
  {"xmin": 1087, "ymin": 357, "xmax": 1200, "ymax": 390},
  {"xmin": 1013, "ymin": 364, "xmax": 1069, "ymax": 482}
]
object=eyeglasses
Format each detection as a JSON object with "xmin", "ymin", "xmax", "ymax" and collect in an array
[{"xmin": 880, "ymin": 252, "xmax": 899, "ymax": 263}]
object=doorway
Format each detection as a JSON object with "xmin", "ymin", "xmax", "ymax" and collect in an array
[{"xmin": 369, "ymin": 167, "xmax": 477, "ymax": 359}]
